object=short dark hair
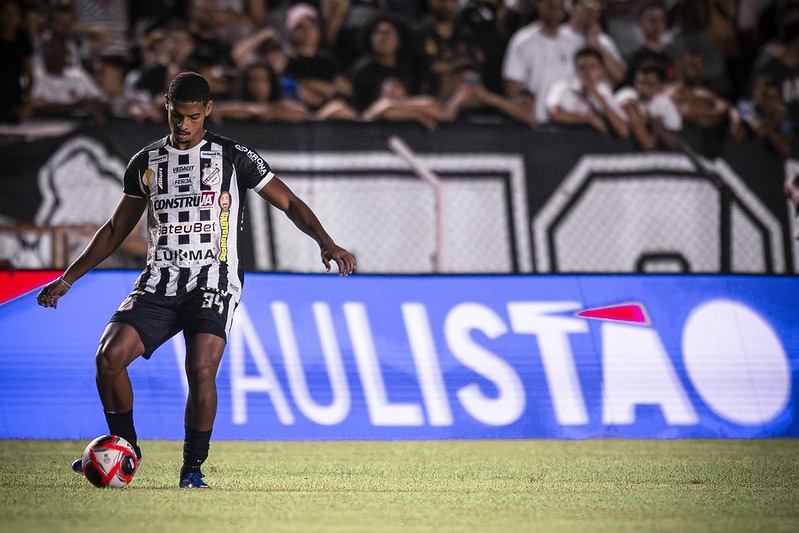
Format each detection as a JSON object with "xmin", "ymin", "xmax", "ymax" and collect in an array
[
  {"xmin": 575, "ymin": 46, "xmax": 604, "ymax": 65},
  {"xmin": 359, "ymin": 12, "xmax": 411, "ymax": 58},
  {"xmin": 637, "ymin": 0, "xmax": 665, "ymax": 20},
  {"xmin": 167, "ymin": 72, "xmax": 211, "ymax": 104},
  {"xmin": 637, "ymin": 60, "xmax": 667, "ymax": 82}
]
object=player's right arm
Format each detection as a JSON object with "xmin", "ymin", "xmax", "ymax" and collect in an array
[{"xmin": 37, "ymin": 195, "xmax": 147, "ymax": 308}]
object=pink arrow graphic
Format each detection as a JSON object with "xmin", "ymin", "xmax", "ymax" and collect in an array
[{"xmin": 575, "ymin": 302, "xmax": 651, "ymax": 326}]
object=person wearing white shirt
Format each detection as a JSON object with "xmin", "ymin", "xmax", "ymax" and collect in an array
[
  {"xmin": 547, "ymin": 46, "xmax": 629, "ymax": 136},
  {"xmin": 615, "ymin": 60, "xmax": 682, "ymax": 150},
  {"xmin": 31, "ymin": 35, "xmax": 108, "ymax": 124},
  {"xmin": 563, "ymin": 0, "xmax": 627, "ymax": 86},
  {"xmin": 501, "ymin": 0, "xmax": 571, "ymax": 125}
]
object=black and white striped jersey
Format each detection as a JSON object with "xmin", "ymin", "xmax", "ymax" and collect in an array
[{"xmin": 123, "ymin": 131, "xmax": 273, "ymax": 301}]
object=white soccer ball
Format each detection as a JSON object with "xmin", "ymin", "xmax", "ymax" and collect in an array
[{"xmin": 81, "ymin": 435, "xmax": 139, "ymax": 488}]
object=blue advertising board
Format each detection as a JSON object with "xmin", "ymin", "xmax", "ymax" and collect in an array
[{"xmin": 1, "ymin": 271, "xmax": 797, "ymax": 440}]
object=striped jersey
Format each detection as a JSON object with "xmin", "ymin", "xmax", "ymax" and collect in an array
[{"xmin": 123, "ymin": 131, "xmax": 274, "ymax": 301}]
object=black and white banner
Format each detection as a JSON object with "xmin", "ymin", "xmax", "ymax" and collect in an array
[{"xmin": 0, "ymin": 120, "xmax": 794, "ymax": 273}]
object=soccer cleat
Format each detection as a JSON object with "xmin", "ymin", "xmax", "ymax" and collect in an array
[
  {"xmin": 179, "ymin": 471, "xmax": 211, "ymax": 489},
  {"xmin": 71, "ymin": 443, "xmax": 141, "ymax": 475}
]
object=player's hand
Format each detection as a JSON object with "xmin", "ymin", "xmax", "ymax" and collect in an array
[
  {"xmin": 322, "ymin": 244, "xmax": 356, "ymax": 276},
  {"xmin": 36, "ymin": 277, "xmax": 71, "ymax": 309}
]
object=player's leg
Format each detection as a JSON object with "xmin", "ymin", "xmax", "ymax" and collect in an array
[
  {"xmin": 180, "ymin": 332, "xmax": 226, "ymax": 489},
  {"xmin": 72, "ymin": 322, "xmax": 144, "ymax": 474},
  {"xmin": 95, "ymin": 322, "xmax": 145, "ymax": 455},
  {"xmin": 178, "ymin": 287, "xmax": 236, "ymax": 489},
  {"xmin": 73, "ymin": 290, "xmax": 179, "ymax": 474}
]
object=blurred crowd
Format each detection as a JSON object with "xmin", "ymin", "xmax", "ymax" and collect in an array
[{"xmin": 1, "ymin": 0, "xmax": 797, "ymax": 156}]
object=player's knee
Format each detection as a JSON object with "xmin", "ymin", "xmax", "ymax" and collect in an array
[
  {"xmin": 185, "ymin": 361, "xmax": 217, "ymax": 387},
  {"xmin": 95, "ymin": 344, "xmax": 132, "ymax": 379}
]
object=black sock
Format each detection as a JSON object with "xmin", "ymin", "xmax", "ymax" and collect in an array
[
  {"xmin": 104, "ymin": 409, "xmax": 141, "ymax": 458},
  {"xmin": 181, "ymin": 427, "xmax": 212, "ymax": 475}
]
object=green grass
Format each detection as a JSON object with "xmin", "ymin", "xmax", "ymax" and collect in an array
[{"xmin": 1, "ymin": 439, "xmax": 798, "ymax": 532}]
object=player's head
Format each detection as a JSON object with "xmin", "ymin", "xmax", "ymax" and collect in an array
[
  {"xmin": 168, "ymin": 71, "xmax": 211, "ymax": 105},
  {"xmin": 165, "ymin": 72, "xmax": 212, "ymax": 150}
]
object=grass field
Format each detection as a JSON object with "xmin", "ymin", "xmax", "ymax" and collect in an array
[{"xmin": 1, "ymin": 439, "xmax": 798, "ymax": 532}]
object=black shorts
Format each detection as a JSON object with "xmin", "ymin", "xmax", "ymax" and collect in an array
[{"xmin": 109, "ymin": 287, "xmax": 237, "ymax": 359}]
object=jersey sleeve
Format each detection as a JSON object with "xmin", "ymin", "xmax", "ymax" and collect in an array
[
  {"xmin": 122, "ymin": 152, "xmax": 150, "ymax": 198},
  {"xmin": 233, "ymin": 142, "xmax": 275, "ymax": 192}
]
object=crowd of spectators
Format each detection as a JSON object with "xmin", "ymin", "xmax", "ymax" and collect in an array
[{"xmin": 1, "ymin": 0, "xmax": 797, "ymax": 157}]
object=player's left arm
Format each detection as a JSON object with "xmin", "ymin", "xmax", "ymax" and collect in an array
[{"xmin": 257, "ymin": 177, "xmax": 356, "ymax": 275}]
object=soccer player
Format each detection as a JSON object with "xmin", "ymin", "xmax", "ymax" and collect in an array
[{"xmin": 36, "ymin": 71, "xmax": 356, "ymax": 489}]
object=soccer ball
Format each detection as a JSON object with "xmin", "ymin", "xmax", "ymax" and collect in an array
[{"xmin": 81, "ymin": 435, "xmax": 139, "ymax": 488}]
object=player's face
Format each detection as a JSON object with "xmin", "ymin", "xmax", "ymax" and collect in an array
[{"xmin": 166, "ymin": 98, "xmax": 212, "ymax": 150}]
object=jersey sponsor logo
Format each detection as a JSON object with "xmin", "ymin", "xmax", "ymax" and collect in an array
[
  {"xmin": 173, "ymin": 165, "xmax": 195, "ymax": 173},
  {"xmin": 219, "ymin": 192, "xmax": 231, "ymax": 262},
  {"xmin": 153, "ymin": 247, "xmax": 215, "ymax": 265},
  {"xmin": 148, "ymin": 153, "xmax": 168, "ymax": 165},
  {"xmin": 157, "ymin": 221, "xmax": 219, "ymax": 236},
  {"xmin": 201, "ymin": 150, "xmax": 222, "ymax": 158},
  {"xmin": 201, "ymin": 191, "xmax": 216, "ymax": 207},
  {"xmin": 202, "ymin": 162, "xmax": 221, "ymax": 186},
  {"xmin": 235, "ymin": 144, "xmax": 269, "ymax": 177},
  {"xmin": 152, "ymin": 192, "xmax": 217, "ymax": 210},
  {"xmin": 173, "ymin": 177, "xmax": 192, "ymax": 186},
  {"xmin": 141, "ymin": 168, "xmax": 154, "ymax": 188}
]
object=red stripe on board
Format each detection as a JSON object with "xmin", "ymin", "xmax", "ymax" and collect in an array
[{"xmin": 0, "ymin": 270, "xmax": 64, "ymax": 306}]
